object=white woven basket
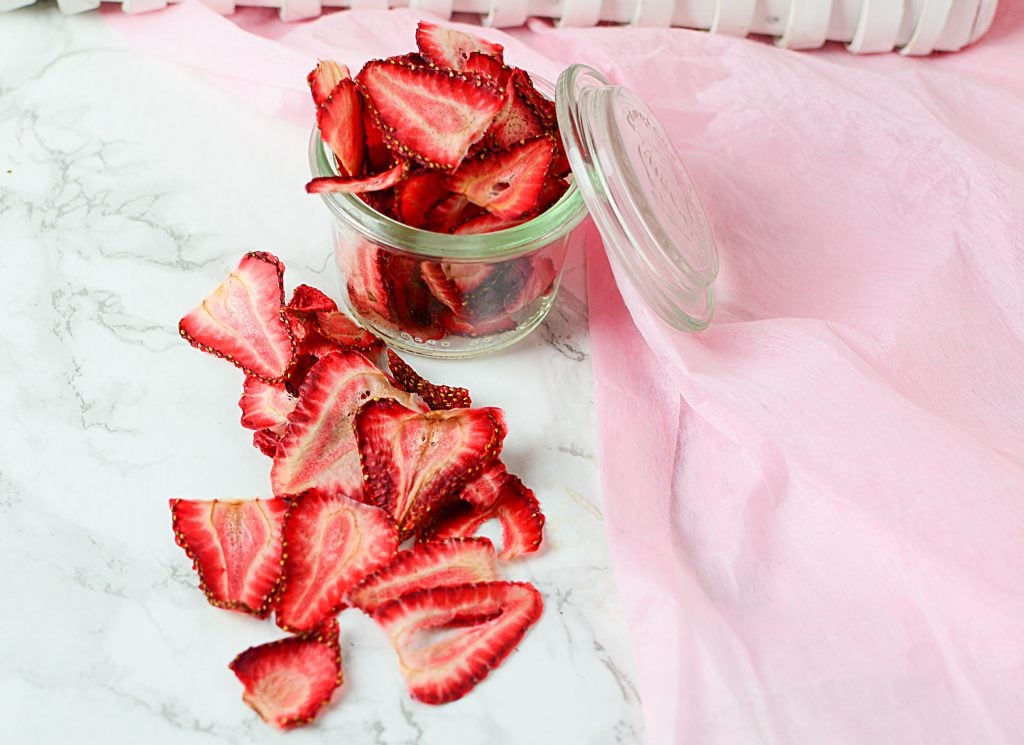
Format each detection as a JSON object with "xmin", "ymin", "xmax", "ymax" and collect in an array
[{"xmin": 1, "ymin": 0, "xmax": 998, "ymax": 55}]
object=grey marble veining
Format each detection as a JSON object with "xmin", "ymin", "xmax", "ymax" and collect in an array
[{"xmin": 0, "ymin": 7, "xmax": 645, "ymax": 744}]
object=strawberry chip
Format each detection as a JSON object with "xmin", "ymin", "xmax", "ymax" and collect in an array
[
  {"xmin": 447, "ymin": 137, "xmax": 555, "ymax": 220},
  {"xmin": 350, "ymin": 537, "xmax": 499, "ymax": 614},
  {"xmin": 170, "ymin": 497, "xmax": 288, "ymax": 617},
  {"xmin": 271, "ymin": 351, "xmax": 426, "ymax": 501},
  {"xmin": 358, "ymin": 59, "xmax": 503, "ymax": 171},
  {"xmin": 178, "ymin": 252, "xmax": 296, "ymax": 383},
  {"xmin": 355, "ymin": 398, "xmax": 506, "ymax": 539},
  {"xmin": 275, "ymin": 492, "xmax": 399, "ymax": 633},
  {"xmin": 317, "ymin": 77, "xmax": 364, "ymax": 178},
  {"xmin": 229, "ymin": 618, "xmax": 343, "ymax": 729},
  {"xmin": 415, "ymin": 20, "xmax": 505, "ymax": 71},
  {"xmin": 238, "ymin": 377, "xmax": 298, "ymax": 434},
  {"xmin": 373, "ymin": 581, "xmax": 542, "ymax": 704},
  {"xmin": 386, "ymin": 349, "xmax": 472, "ymax": 410},
  {"xmin": 420, "ymin": 472, "xmax": 545, "ymax": 560},
  {"xmin": 308, "ymin": 61, "xmax": 350, "ymax": 108}
]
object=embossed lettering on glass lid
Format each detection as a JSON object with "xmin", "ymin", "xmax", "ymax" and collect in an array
[{"xmin": 555, "ymin": 64, "xmax": 719, "ymax": 332}]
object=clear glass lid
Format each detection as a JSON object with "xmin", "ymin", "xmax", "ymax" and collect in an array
[{"xmin": 556, "ymin": 64, "xmax": 719, "ymax": 331}]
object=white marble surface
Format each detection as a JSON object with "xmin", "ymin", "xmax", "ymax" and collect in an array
[{"xmin": 0, "ymin": 7, "xmax": 644, "ymax": 743}]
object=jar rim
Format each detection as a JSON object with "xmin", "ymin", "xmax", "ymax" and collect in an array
[{"xmin": 307, "ymin": 77, "xmax": 587, "ymax": 262}]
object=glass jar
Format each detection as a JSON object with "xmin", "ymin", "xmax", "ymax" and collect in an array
[{"xmin": 308, "ymin": 78, "xmax": 588, "ymax": 359}]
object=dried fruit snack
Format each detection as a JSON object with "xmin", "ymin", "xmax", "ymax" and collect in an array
[
  {"xmin": 306, "ymin": 22, "xmax": 574, "ymax": 352},
  {"xmin": 174, "ymin": 247, "xmax": 551, "ymax": 722}
]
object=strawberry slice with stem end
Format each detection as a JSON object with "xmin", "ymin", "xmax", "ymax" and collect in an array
[
  {"xmin": 396, "ymin": 170, "xmax": 449, "ymax": 228},
  {"xmin": 447, "ymin": 137, "xmax": 555, "ymax": 220},
  {"xmin": 358, "ymin": 59, "xmax": 503, "ymax": 171},
  {"xmin": 288, "ymin": 284, "xmax": 339, "ymax": 315},
  {"xmin": 254, "ymin": 428, "xmax": 282, "ymax": 458},
  {"xmin": 355, "ymin": 399, "xmax": 506, "ymax": 539},
  {"xmin": 170, "ymin": 497, "xmax": 289, "ymax": 617},
  {"xmin": 229, "ymin": 618, "xmax": 343, "ymax": 730},
  {"xmin": 317, "ymin": 78, "xmax": 364, "ymax": 178},
  {"xmin": 350, "ymin": 537, "xmax": 498, "ymax": 615},
  {"xmin": 415, "ymin": 20, "xmax": 505, "ymax": 70},
  {"xmin": 275, "ymin": 492, "xmax": 398, "ymax": 633},
  {"xmin": 272, "ymin": 351, "xmax": 426, "ymax": 501},
  {"xmin": 239, "ymin": 377, "xmax": 298, "ymax": 434},
  {"xmin": 307, "ymin": 160, "xmax": 408, "ymax": 195},
  {"xmin": 419, "ymin": 473, "xmax": 544, "ymax": 560},
  {"xmin": 373, "ymin": 581, "xmax": 543, "ymax": 704},
  {"xmin": 179, "ymin": 252, "xmax": 296, "ymax": 384},
  {"xmin": 386, "ymin": 349, "xmax": 472, "ymax": 410},
  {"xmin": 308, "ymin": 61, "xmax": 350, "ymax": 108}
]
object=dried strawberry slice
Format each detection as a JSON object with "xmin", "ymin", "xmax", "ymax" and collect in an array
[
  {"xmin": 386, "ymin": 349, "xmax": 472, "ymax": 410},
  {"xmin": 229, "ymin": 618, "xmax": 342, "ymax": 729},
  {"xmin": 275, "ymin": 491, "xmax": 398, "ymax": 632},
  {"xmin": 453, "ymin": 212, "xmax": 530, "ymax": 235},
  {"xmin": 379, "ymin": 253, "xmax": 447, "ymax": 341},
  {"xmin": 447, "ymin": 137, "xmax": 554, "ymax": 220},
  {"xmin": 254, "ymin": 428, "xmax": 282, "ymax": 458},
  {"xmin": 358, "ymin": 59, "xmax": 503, "ymax": 171},
  {"xmin": 288, "ymin": 284, "xmax": 339, "ymax": 315},
  {"xmin": 355, "ymin": 399, "xmax": 506, "ymax": 539},
  {"xmin": 170, "ymin": 497, "xmax": 288, "ymax": 617},
  {"xmin": 317, "ymin": 78, "xmax": 364, "ymax": 178},
  {"xmin": 272, "ymin": 351, "xmax": 426, "ymax": 501},
  {"xmin": 423, "ymin": 193, "xmax": 484, "ymax": 233},
  {"xmin": 505, "ymin": 255, "xmax": 558, "ymax": 316},
  {"xmin": 419, "ymin": 473, "xmax": 544, "ymax": 560},
  {"xmin": 308, "ymin": 61, "xmax": 350, "ymax": 108},
  {"xmin": 512, "ymin": 69, "xmax": 556, "ymax": 128},
  {"xmin": 421, "ymin": 262, "xmax": 464, "ymax": 313},
  {"xmin": 313, "ymin": 311, "xmax": 383, "ymax": 356},
  {"xmin": 373, "ymin": 581, "xmax": 542, "ymax": 704},
  {"xmin": 178, "ymin": 252, "xmax": 296, "ymax": 383},
  {"xmin": 350, "ymin": 537, "xmax": 498, "ymax": 614},
  {"xmin": 307, "ymin": 160, "xmax": 408, "ymax": 195},
  {"xmin": 414, "ymin": 20, "xmax": 505, "ymax": 70},
  {"xmin": 346, "ymin": 242, "xmax": 393, "ymax": 324},
  {"xmin": 536, "ymin": 175, "xmax": 570, "ymax": 212},
  {"xmin": 395, "ymin": 171, "xmax": 449, "ymax": 228},
  {"xmin": 362, "ymin": 106, "xmax": 394, "ymax": 174},
  {"xmin": 239, "ymin": 377, "xmax": 298, "ymax": 434},
  {"xmin": 487, "ymin": 76, "xmax": 546, "ymax": 152},
  {"xmin": 458, "ymin": 460, "xmax": 508, "ymax": 509},
  {"xmin": 462, "ymin": 52, "xmax": 509, "ymax": 85},
  {"xmin": 445, "ymin": 313, "xmax": 518, "ymax": 337}
]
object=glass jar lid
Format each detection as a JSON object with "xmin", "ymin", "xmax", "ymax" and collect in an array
[{"xmin": 556, "ymin": 64, "xmax": 719, "ymax": 331}]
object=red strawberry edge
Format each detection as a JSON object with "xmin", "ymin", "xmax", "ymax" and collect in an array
[
  {"xmin": 229, "ymin": 618, "xmax": 343, "ymax": 729},
  {"xmin": 386, "ymin": 349, "xmax": 472, "ymax": 410}
]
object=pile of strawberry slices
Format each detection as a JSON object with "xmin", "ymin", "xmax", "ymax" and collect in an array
[
  {"xmin": 173, "ymin": 251, "xmax": 546, "ymax": 729},
  {"xmin": 306, "ymin": 21, "xmax": 572, "ymax": 342}
]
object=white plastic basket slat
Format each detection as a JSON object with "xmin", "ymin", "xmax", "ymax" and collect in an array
[{"xmin": 3, "ymin": 0, "xmax": 999, "ymax": 55}]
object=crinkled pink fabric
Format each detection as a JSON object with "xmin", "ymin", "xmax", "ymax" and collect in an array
[{"xmin": 105, "ymin": 5, "xmax": 1024, "ymax": 743}]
